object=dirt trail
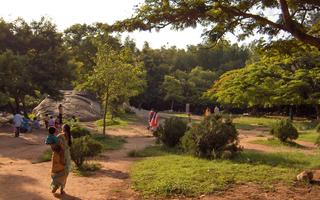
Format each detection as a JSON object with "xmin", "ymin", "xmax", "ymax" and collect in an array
[{"xmin": 0, "ymin": 121, "xmax": 154, "ymax": 200}]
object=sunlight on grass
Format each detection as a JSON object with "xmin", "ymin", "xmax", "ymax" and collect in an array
[
  {"xmin": 250, "ymin": 138, "xmax": 304, "ymax": 148},
  {"xmin": 95, "ymin": 113, "xmax": 137, "ymax": 128},
  {"xmin": 297, "ymin": 132, "xmax": 319, "ymax": 143},
  {"xmin": 130, "ymin": 147, "xmax": 320, "ymax": 197},
  {"xmin": 91, "ymin": 134, "xmax": 126, "ymax": 151}
]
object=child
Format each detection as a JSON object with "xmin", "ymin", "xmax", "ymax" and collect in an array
[{"xmin": 45, "ymin": 127, "xmax": 65, "ymax": 164}]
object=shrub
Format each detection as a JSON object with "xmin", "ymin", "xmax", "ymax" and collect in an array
[
  {"xmin": 71, "ymin": 124, "xmax": 91, "ymax": 138},
  {"xmin": 71, "ymin": 135, "xmax": 103, "ymax": 168},
  {"xmin": 181, "ymin": 115, "xmax": 240, "ymax": 159},
  {"xmin": 270, "ymin": 119, "xmax": 299, "ymax": 142},
  {"xmin": 153, "ymin": 117, "xmax": 188, "ymax": 147},
  {"xmin": 316, "ymin": 123, "xmax": 320, "ymax": 133}
]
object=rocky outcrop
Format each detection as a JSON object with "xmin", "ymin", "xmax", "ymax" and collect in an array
[{"xmin": 33, "ymin": 90, "xmax": 102, "ymax": 121}]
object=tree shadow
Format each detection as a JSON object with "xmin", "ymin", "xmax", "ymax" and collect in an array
[
  {"xmin": 0, "ymin": 174, "xmax": 43, "ymax": 199},
  {"xmin": 94, "ymin": 168, "xmax": 129, "ymax": 180}
]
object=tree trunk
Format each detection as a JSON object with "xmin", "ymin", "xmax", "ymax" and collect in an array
[
  {"xmin": 14, "ymin": 97, "xmax": 20, "ymax": 114},
  {"xmin": 315, "ymin": 104, "xmax": 320, "ymax": 120},
  {"xmin": 102, "ymin": 95, "xmax": 108, "ymax": 136},
  {"xmin": 289, "ymin": 105, "xmax": 293, "ymax": 121},
  {"xmin": 170, "ymin": 100, "xmax": 174, "ymax": 111},
  {"xmin": 21, "ymin": 98, "xmax": 28, "ymax": 118}
]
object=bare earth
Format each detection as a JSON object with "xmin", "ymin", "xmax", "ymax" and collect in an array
[{"xmin": 1, "ymin": 113, "xmax": 320, "ymax": 200}]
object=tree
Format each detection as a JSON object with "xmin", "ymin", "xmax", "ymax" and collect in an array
[
  {"xmin": 162, "ymin": 75, "xmax": 184, "ymax": 110},
  {"xmin": 0, "ymin": 18, "xmax": 73, "ymax": 114},
  {"xmin": 81, "ymin": 36, "xmax": 145, "ymax": 135},
  {"xmin": 113, "ymin": 0, "xmax": 320, "ymax": 49}
]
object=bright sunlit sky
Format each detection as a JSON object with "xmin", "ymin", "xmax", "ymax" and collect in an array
[
  {"xmin": 0, "ymin": 0, "xmax": 277, "ymax": 49},
  {"xmin": 0, "ymin": 0, "xmax": 210, "ymax": 49}
]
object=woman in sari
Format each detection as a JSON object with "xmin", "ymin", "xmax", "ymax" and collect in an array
[{"xmin": 51, "ymin": 124, "xmax": 72, "ymax": 194}]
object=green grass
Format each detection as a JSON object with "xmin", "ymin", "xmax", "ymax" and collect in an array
[
  {"xmin": 130, "ymin": 148, "xmax": 320, "ymax": 198},
  {"xmin": 95, "ymin": 113, "xmax": 138, "ymax": 128},
  {"xmin": 297, "ymin": 132, "xmax": 319, "ymax": 143},
  {"xmin": 250, "ymin": 138, "xmax": 305, "ymax": 148},
  {"xmin": 92, "ymin": 134, "xmax": 126, "ymax": 151},
  {"xmin": 127, "ymin": 145, "xmax": 180, "ymax": 157},
  {"xmin": 35, "ymin": 149, "xmax": 52, "ymax": 163}
]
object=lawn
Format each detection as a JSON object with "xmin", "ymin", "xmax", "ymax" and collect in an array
[
  {"xmin": 232, "ymin": 116, "xmax": 317, "ymax": 131},
  {"xmin": 297, "ymin": 132, "xmax": 319, "ymax": 143},
  {"xmin": 250, "ymin": 138, "xmax": 305, "ymax": 148},
  {"xmin": 95, "ymin": 113, "xmax": 138, "ymax": 129},
  {"xmin": 130, "ymin": 148, "xmax": 320, "ymax": 198},
  {"xmin": 91, "ymin": 134, "xmax": 126, "ymax": 151}
]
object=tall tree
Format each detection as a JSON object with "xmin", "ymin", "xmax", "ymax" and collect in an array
[
  {"xmin": 80, "ymin": 37, "xmax": 145, "ymax": 135},
  {"xmin": 113, "ymin": 0, "xmax": 320, "ymax": 49}
]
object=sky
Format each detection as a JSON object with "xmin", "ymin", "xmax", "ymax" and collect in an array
[{"xmin": 0, "ymin": 0, "xmax": 206, "ymax": 49}]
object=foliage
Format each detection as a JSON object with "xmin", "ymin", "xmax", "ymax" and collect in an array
[
  {"xmin": 70, "ymin": 124, "xmax": 91, "ymax": 138},
  {"xmin": 0, "ymin": 18, "xmax": 74, "ymax": 114},
  {"xmin": 181, "ymin": 115, "xmax": 239, "ymax": 158},
  {"xmin": 316, "ymin": 123, "xmax": 320, "ymax": 133},
  {"xmin": 113, "ymin": 0, "xmax": 320, "ymax": 49},
  {"xmin": 70, "ymin": 135, "xmax": 103, "ymax": 167},
  {"xmin": 250, "ymin": 138, "xmax": 304, "ymax": 149},
  {"xmin": 73, "ymin": 162, "xmax": 102, "ymax": 176},
  {"xmin": 36, "ymin": 149, "xmax": 52, "ymax": 163},
  {"xmin": 270, "ymin": 120, "xmax": 299, "ymax": 142},
  {"xmin": 80, "ymin": 35, "xmax": 145, "ymax": 135},
  {"xmin": 154, "ymin": 117, "xmax": 188, "ymax": 147}
]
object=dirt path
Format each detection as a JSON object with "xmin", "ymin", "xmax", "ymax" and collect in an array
[{"xmin": 0, "ymin": 121, "xmax": 154, "ymax": 200}]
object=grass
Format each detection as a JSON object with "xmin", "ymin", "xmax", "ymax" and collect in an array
[
  {"xmin": 35, "ymin": 149, "xmax": 52, "ymax": 163},
  {"xmin": 127, "ymin": 145, "xmax": 180, "ymax": 157},
  {"xmin": 297, "ymin": 132, "xmax": 319, "ymax": 143},
  {"xmin": 95, "ymin": 113, "xmax": 138, "ymax": 129},
  {"xmin": 130, "ymin": 147, "xmax": 320, "ymax": 198},
  {"xmin": 92, "ymin": 134, "xmax": 126, "ymax": 151},
  {"xmin": 73, "ymin": 162, "xmax": 102, "ymax": 177},
  {"xmin": 250, "ymin": 138, "xmax": 305, "ymax": 148},
  {"xmin": 232, "ymin": 116, "xmax": 317, "ymax": 131}
]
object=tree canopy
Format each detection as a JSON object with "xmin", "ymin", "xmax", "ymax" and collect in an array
[{"xmin": 113, "ymin": 0, "xmax": 320, "ymax": 49}]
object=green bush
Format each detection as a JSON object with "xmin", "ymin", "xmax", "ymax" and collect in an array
[
  {"xmin": 316, "ymin": 123, "xmax": 320, "ymax": 133},
  {"xmin": 71, "ymin": 135, "xmax": 103, "ymax": 168},
  {"xmin": 181, "ymin": 115, "xmax": 240, "ymax": 159},
  {"xmin": 270, "ymin": 119, "xmax": 299, "ymax": 142},
  {"xmin": 71, "ymin": 124, "xmax": 91, "ymax": 138},
  {"xmin": 153, "ymin": 117, "xmax": 187, "ymax": 147}
]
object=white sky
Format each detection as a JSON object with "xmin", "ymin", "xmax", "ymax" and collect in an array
[{"xmin": 0, "ymin": 0, "xmax": 205, "ymax": 49}]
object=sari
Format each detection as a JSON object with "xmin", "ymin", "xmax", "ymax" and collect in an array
[{"xmin": 51, "ymin": 133, "xmax": 71, "ymax": 191}]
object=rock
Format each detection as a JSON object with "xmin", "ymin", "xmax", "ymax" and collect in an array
[
  {"xmin": 33, "ymin": 90, "xmax": 102, "ymax": 122},
  {"xmin": 297, "ymin": 170, "xmax": 313, "ymax": 182}
]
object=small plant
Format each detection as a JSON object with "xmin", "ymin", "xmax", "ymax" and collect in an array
[
  {"xmin": 270, "ymin": 119, "xmax": 299, "ymax": 142},
  {"xmin": 316, "ymin": 123, "xmax": 320, "ymax": 133},
  {"xmin": 153, "ymin": 117, "xmax": 188, "ymax": 147},
  {"xmin": 73, "ymin": 162, "xmax": 102, "ymax": 176},
  {"xmin": 71, "ymin": 124, "xmax": 91, "ymax": 138},
  {"xmin": 181, "ymin": 115, "xmax": 240, "ymax": 159},
  {"xmin": 71, "ymin": 135, "xmax": 103, "ymax": 168}
]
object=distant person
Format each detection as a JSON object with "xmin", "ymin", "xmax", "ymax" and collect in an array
[
  {"xmin": 70, "ymin": 115, "xmax": 77, "ymax": 123},
  {"xmin": 32, "ymin": 117, "xmax": 40, "ymax": 129},
  {"xmin": 20, "ymin": 117, "xmax": 31, "ymax": 133},
  {"xmin": 147, "ymin": 108, "xmax": 155, "ymax": 130},
  {"xmin": 44, "ymin": 114, "xmax": 49, "ymax": 129},
  {"xmin": 13, "ymin": 112, "xmax": 23, "ymax": 137},
  {"xmin": 48, "ymin": 116, "xmax": 55, "ymax": 127},
  {"xmin": 214, "ymin": 106, "xmax": 220, "ymax": 115},
  {"xmin": 58, "ymin": 104, "xmax": 64, "ymax": 125},
  {"xmin": 204, "ymin": 107, "xmax": 211, "ymax": 116},
  {"xmin": 149, "ymin": 110, "xmax": 159, "ymax": 131}
]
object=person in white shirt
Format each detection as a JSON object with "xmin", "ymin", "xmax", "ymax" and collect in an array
[
  {"xmin": 214, "ymin": 106, "xmax": 220, "ymax": 115},
  {"xmin": 13, "ymin": 113, "xmax": 23, "ymax": 137}
]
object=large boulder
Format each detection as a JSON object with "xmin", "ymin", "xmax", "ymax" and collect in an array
[{"xmin": 33, "ymin": 90, "xmax": 102, "ymax": 122}]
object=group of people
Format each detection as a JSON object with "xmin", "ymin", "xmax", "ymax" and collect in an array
[{"xmin": 12, "ymin": 113, "xmax": 41, "ymax": 137}]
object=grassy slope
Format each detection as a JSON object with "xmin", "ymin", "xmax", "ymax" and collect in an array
[
  {"xmin": 130, "ymin": 146, "xmax": 320, "ymax": 197},
  {"xmin": 95, "ymin": 113, "xmax": 137, "ymax": 129}
]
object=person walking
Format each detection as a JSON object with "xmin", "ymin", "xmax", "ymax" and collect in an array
[
  {"xmin": 13, "ymin": 112, "xmax": 23, "ymax": 137},
  {"xmin": 147, "ymin": 108, "xmax": 155, "ymax": 130},
  {"xmin": 149, "ymin": 110, "xmax": 159, "ymax": 131},
  {"xmin": 51, "ymin": 124, "xmax": 72, "ymax": 195},
  {"xmin": 58, "ymin": 104, "xmax": 64, "ymax": 125}
]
